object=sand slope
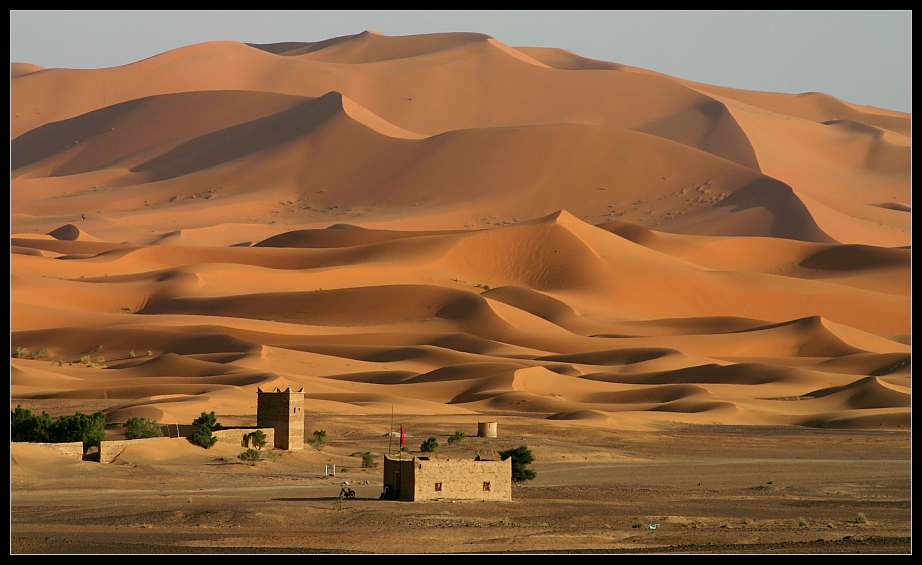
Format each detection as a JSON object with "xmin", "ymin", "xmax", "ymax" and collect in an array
[{"xmin": 10, "ymin": 32, "xmax": 910, "ymax": 432}]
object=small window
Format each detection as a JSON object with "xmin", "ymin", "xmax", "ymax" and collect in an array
[
  {"xmin": 483, "ymin": 482, "xmax": 491, "ymax": 491},
  {"xmin": 434, "ymin": 482, "xmax": 442, "ymax": 492}
]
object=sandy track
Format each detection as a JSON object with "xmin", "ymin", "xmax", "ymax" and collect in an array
[{"xmin": 11, "ymin": 419, "xmax": 910, "ymax": 554}]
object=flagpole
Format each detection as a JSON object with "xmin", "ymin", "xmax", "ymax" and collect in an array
[{"xmin": 388, "ymin": 403, "xmax": 394, "ymax": 455}]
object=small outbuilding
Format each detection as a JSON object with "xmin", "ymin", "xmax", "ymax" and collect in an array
[{"xmin": 382, "ymin": 455, "xmax": 512, "ymax": 502}]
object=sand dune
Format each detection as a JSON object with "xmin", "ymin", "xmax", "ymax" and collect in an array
[
  {"xmin": 10, "ymin": 62, "xmax": 43, "ymax": 79},
  {"xmin": 10, "ymin": 31, "xmax": 910, "ymax": 433}
]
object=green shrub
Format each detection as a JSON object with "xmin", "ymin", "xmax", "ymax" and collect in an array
[
  {"xmin": 632, "ymin": 521, "xmax": 646, "ymax": 529},
  {"xmin": 192, "ymin": 411, "xmax": 222, "ymax": 430},
  {"xmin": 11, "ymin": 405, "xmax": 54, "ymax": 443},
  {"xmin": 499, "ymin": 445, "xmax": 537, "ymax": 483},
  {"xmin": 14, "ymin": 346, "xmax": 29, "ymax": 358},
  {"xmin": 248, "ymin": 430, "xmax": 267, "ymax": 450},
  {"xmin": 362, "ymin": 453, "xmax": 377, "ymax": 468},
  {"xmin": 190, "ymin": 427, "xmax": 217, "ymax": 449},
  {"xmin": 51, "ymin": 411, "xmax": 106, "ymax": 452},
  {"xmin": 856, "ymin": 513, "xmax": 868, "ymax": 524},
  {"xmin": 124, "ymin": 417, "xmax": 163, "ymax": 440},
  {"xmin": 797, "ymin": 517, "xmax": 809, "ymax": 528},
  {"xmin": 420, "ymin": 436, "xmax": 439, "ymax": 452},
  {"xmin": 32, "ymin": 347, "xmax": 52, "ymax": 360},
  {"xmin": 11, "ymin": 406, "xmax": 107, "ymax": 452},
  {"xmin": 448, "ymin": 431, "xmax": 465, "ymax": 445},
  {"xmin": 238, "ymin": 448, "xmax": 261, "ymax": 464},
  {"xmin": 311, "ymin": 429, "xmax": 327, "ymax": 451}
]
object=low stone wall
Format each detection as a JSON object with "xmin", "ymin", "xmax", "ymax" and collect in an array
[
  {"xmin": 97, "ymin": 427, "xmax": 275, "ymax": 463},
  {"xmin": 213, "ymin": 427, "xmax": 275, "ymax": 449},
  {"xmin": 99, "ymin": 439, "xmax": 137, "ymax": 463},
  {"xmin": 30, "ymin": 441, "xmax": 84, "ymax": 460}
]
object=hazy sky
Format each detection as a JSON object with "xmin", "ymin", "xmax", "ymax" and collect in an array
[{"xmin": 11, "ymin": 10, "xmax": 912, "ymax": 113}]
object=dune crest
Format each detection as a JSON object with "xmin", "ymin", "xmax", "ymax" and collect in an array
[
  {"xmin": 47, "ymin": 224, "xmax": 102, "ymax": 242},
  {"xmin": 11, "ymin": 62, "xmax": 44, "ymax": 79},
  {"xmin": 10, "ymin": 31, "xmax": 910, "ymax": 432}
]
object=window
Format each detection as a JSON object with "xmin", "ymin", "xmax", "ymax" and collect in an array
[
  {"xmin": 483, "ymin": 482, "xmax": 491, "ymax": 491},
  {"xmin": 434, "ymin": 482, "xmax": 442, "ymax": 492}
]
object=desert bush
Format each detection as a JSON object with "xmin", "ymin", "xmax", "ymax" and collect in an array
[
  {"xmin": 362, "ymin": 453, "xmax": 377, "ymax": 468},
  {"xmin": 124, "ymin": 417, "xmax": 163, "ymax": 440},
  {"xmin": 247, "ymin": 430, "xmax": 267, "ymax": 450},
  {"xmin": 192, "ymin": 411, "xmax": 222, "ymax": 430},
  {"xmin": 238, "ymin": 448, "xmax": 261, "ymax": 464},
  {"xmin": 311, "ymin": 429, "xmax": 327, "ymax": 451},
  {"xmin": 499, "ymin": 445, "xmax": 537, "ymax": 483},
  {"xmin": 632, "ymin": 521, "xmax": 646, "ymax": 529},
  {"xmin": 190, "ymin": 427, "xmax": 217, "ymax": 449},
  {"xmin": 448, "ymin": 431, "xmax": 465, "ymax": 445},
  {"xmin": 856, "ymin": 513, "xmax": 868, "ymax": 524},
  {"xmin": 420, "ymin": 436, "xmax": 439, "ymax": 452},
  {"xmin": 32, "ymin": 347, "xmax": 52, "ymax": 360},
  {"xmin": 14, "ymin": 346, "xmax": 29, "ymax": 358},
  {"xmin": 128, "ymin": 350, "xmax": 136, "ymax": 358},
  {"xmin": 797, "ymin": 517, "xmax": 809, "ymax": 528}
]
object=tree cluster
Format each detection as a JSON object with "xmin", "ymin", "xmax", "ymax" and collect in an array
[
  {"xmin": 124, "ymin": 417, "xmax": 163, "ymax": 440},
  {"xmin": 11, "ymin": 405, "xmax": 106, "ymax": 453}
]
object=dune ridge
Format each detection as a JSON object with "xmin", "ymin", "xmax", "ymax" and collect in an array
[{"xmin": 10, "ymin": 31, "xmax": 910, "ymax": 432}]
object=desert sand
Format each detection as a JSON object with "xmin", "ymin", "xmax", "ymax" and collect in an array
[{"xmin": 10, "ymin": 31, "xmax": 911, "ymax": 553}]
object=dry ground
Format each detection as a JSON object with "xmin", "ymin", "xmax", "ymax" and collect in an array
[{"xmin": 11, "ymin": 414, "xmax": 911, "ymax": 554}]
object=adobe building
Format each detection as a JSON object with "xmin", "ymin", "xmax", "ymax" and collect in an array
[
  {"xmin": 382, "ymin": 455, "xmax": 512, "ymax": 502},
  {"xmin": 257, "ymin": 387, "xmax": 305, "ymax": 450}
]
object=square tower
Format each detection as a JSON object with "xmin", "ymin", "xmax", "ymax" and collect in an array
[{"xmin": 257, "ymin": 387, "xmax": 305, "ymax": 450}]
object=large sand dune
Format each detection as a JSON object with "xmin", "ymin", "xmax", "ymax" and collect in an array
[{"xmin": 11, "ymin": 31, "xmax": 910, "ymax": 433}]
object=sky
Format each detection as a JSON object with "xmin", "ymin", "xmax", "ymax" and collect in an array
[{"xmin": 10, "ymin": 10, "xmax": 912, "ymax": 113}]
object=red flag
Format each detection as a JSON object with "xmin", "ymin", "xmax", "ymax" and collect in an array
[{"xmin": 400, "ymin": 425, "xmax": 405, "ymax": 446}]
